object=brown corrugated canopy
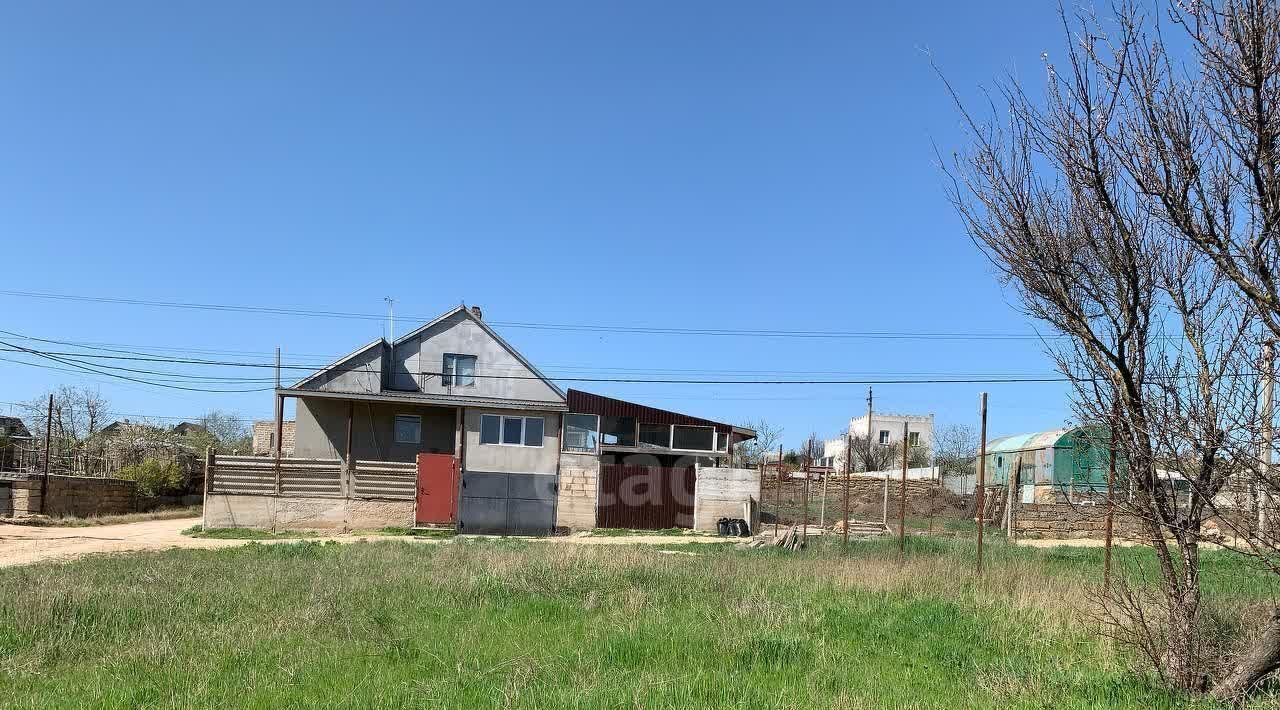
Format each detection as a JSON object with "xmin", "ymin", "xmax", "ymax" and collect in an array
[{"xmin": 567, "ymin": 389, "xmax": 733, "ymax": 434}]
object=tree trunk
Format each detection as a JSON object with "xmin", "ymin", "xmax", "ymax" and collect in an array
[{"xmin": 1212, "ymin": 608, "xmax": 1280, "ymax": 701}]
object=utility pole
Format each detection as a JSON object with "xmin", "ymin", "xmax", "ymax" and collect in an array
[
  {"xmin": 1104, "ymin": 402, "xmax": 1118, "ymax": 591},
  {"xmin": 842, "ymin": 433, "xmax": 852, "ymax": 548},
  {"xmin": 40, "ymin": 393, "xmax": 52, "ymax": 514},
  {"xmin": 274, "ymin": 347, "xmax": 284, "ymax": 495},
  {"xmin": 976, "ymin": 392, "xmax": 988, "ymax": 576},
  {"xmin": 819, "ymin": 438, "xmax": 829, "ymax": 528},
  {"xmin": 899, "ymin": 422, "xmax": 909, "ymax": 564},
  {"xmin": 1260, "ymin": 340, "xmax": 1275, "ymax": 536}
]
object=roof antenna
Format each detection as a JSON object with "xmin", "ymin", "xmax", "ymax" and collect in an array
[{"xmin": 384, "ymin": 297, "xmax": 395, "ymax": 342}]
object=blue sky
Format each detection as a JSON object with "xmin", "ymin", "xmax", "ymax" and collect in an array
[{"xmin": 0, "ymin": 0, "xmax": 1080, "ymax": 447}]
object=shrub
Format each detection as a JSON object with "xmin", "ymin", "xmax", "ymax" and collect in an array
[{"xmin": 115, "ymin": 458, "xmax": 184, "ymax": 497}]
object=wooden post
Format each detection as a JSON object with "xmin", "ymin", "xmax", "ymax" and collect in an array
[
  {"xmin": 274, "ymin": 348, "xmax": 284, "ymax": 495},
  {"xmin": 899, "ymin": 422, "xmax": 908, "ymax": 563},
  {"xmin": 203, "ymin": 446, "xmax": 214, "ymax": 498},
  {"xmin": 40, "ymin": 394, "xmax": 52, "ymax": 514},
  {"xmin": 801, "ymin": 444, "xmax": 810, "ymax": 545},
  {"xmin": 344, "ymin": 401, "xmax": 355, "ymax": 498},
  {"xmin": 842, "ymin": 433, "xmax": 852, "ymax": 547},
  {"xmin": 1104, "ymin": 406, "xmax": 1118, "ymax": 591},
  {"xmin": 774, "ymin": 444, "xmax": 783, "ymax": 538},
  {"xmin": 976, "ymin": 392, "xmax": 989, "ymax": 576}
]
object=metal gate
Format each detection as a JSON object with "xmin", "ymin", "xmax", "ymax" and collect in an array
[
  {"xmin": 458, "ymin": 471, "xmax": 557, "ymax": 535},
  {"xmin": 415, "ymin": 453, "xmax": 458, "ymax": 526},
  {"xmin": 597, "ymin": 465, "xmax": 696, "ymax": 530}
]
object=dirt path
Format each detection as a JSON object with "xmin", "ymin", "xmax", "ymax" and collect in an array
[
  {"xmin": 0, "ymin": 517, "xmax": 410, "ymax": 568},
  {"xmin": 0, "ymin": 518, "xmax": 738, "ymax": 567}
]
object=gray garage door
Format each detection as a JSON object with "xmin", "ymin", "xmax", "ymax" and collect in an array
[{"xmin": 458, "ymin": 471, "xmax": 557, "ymax": 535}]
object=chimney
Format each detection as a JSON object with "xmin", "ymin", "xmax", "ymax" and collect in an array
[{"xmin": 470, "ymin": 305, "xmax": 483, "ymax": 321}]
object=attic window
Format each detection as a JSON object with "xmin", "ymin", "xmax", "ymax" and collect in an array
[{"xmin": 442, "ymin": 354, "xmax": 476, "ymax": 387}]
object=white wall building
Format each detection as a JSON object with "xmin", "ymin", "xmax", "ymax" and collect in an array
[{"xmin": 822, "ymin": 412, "xmax": 934, "ymax": 471}]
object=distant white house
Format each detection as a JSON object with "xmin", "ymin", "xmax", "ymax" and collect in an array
[{"xmin": 820, "ymin": 412, "xmax": 935, "ymax": 471}]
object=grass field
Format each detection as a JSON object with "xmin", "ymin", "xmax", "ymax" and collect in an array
[{"xmin": 1, "ymin": 536, "xmax": 1277, "ymax": 709}]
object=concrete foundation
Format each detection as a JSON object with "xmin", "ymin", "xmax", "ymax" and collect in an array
[{"xmin": 203, "ymin": 493, "xmax": 414, "ymax": 531}]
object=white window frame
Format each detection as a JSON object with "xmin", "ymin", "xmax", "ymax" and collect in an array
[
  {"xmin": 638, "ymin": 422, "xmax": 673, "ymax": 449},
  {"xmin": 482, "ymin": 414, "xmax": 545, "ymax": 448},
  {"xmin": 671, "ymin": 424, "xmax": 716, "ymax": 452},
  {"xmin": 908, "ymin": 431, "xmax": 921, "ymax": 447},
  {"xmin": 878, "ymin": 430, "xmax": 891, "ymax": 445},
  {"xmin": 562, "ymin": 413, "xmax": 600, "ymax": 453},
  {"xmin": 442, "ymin": 353, "xmax": 477, "ymax": 388},
  {"xmin": 394, "ymin": 414, "xmax": 422, "ymax": 444}
]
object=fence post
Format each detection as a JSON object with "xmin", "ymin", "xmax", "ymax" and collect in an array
[{"xmin": 204, "ymin": 447, "xmax": 214, "ymax": 497}]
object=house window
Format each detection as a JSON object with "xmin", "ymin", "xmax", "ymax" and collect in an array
[
  {"xmin": 672, "ymin": 425, "xmax": 714, "ymax": 451},
  {"xmin": 601, "ymin": 416, "xmax": 636, "ymax": 446},
  {"xmin": 394, "ymin": 415, "xmax": 422, "ymax": 444},
  {"xmin": 878, "ymin": 430, "xmax": 891, "ymax": 445},
  {"xmin": 442, "ymin": 354, "xmax": 476, "ymax": 387},
  {"xmin": 997, "ymin": 455, "xmax": 1004, "ymax": 468},
  {"xmin": 563, "ymin": 414, "xmax": 599, "ymax": 453},
  {"xmin": 483, "ymin": 414, "xmax": 545, "ymax": 447},
  {"xmin": 908, "ymin": 432, "xmax": 921, "ymax": 447},
  {"xmin": 480, "ymin": 414, "xmax": 501, "ymax": 444},
  {"xmin": 716, "ymin": 431, "xmax": 729, "ymax": 452},
  {"xmin": 638, "ymin": 423, "xmax": 671, "ymax": 449}
]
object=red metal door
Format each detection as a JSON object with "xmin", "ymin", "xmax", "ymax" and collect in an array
[{"xmin": 415, "ymin": 453, "xmax": 459, "ymax": 525}]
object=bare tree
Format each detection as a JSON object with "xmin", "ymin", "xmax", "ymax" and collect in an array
[
  {"xmin": 935, "ymin": 423, "xmax": 979, "ymax": 478},
  {"xmin": 733, "ymin": 419, "xmax": 781, "ymax": 467},
  {"xmin": 944, "ymin": 0, "xmax": 1278, "ymax": 696}
]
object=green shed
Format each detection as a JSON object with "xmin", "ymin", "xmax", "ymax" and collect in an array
[{"xmin": 985, "ymin": 427, "xmax": 1116, "ymax": 501}]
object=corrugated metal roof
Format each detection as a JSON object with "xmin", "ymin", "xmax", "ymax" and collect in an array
[
  {"xmin": 985, "ymin": 428, "xmax": 1071, "ymax": 453},
  {"xmin": 567, "ymin": 389, "xmax": 734, "ymax": 434}
]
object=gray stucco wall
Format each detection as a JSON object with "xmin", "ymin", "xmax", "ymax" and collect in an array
[
  {"xmin": 295, "ymin": 397, "xmax": 456, "ymax": 462},
  {"xmin": 299, "ymin": 341, "xmax": 385, "ymax": 393},
  {"xmin": 390, "ymin": 310, "xmax": 562, "ymax": 403},
  {"xmin": 464, "ymin": 409, "xmax": 561, "ymax": 474}
]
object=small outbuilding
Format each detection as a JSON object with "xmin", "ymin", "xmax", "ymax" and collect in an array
[{"xmin": 985, "ymin": 427, "xmax": 1116, "ymax": 503}]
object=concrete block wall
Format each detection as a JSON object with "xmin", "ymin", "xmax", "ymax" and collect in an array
[
  {"xmin": 556, "ymin": 452, "xmax": 599, "ymax": 529},
  {"xmin": 1, "ymin": 475, "xmax": 137, "ymax": 518},
  {"xmin": 693, "ymin": 467, "xmax": 761, "ymax": 533}
]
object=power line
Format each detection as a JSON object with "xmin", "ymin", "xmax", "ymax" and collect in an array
[{"xmin": 0, "ymin": 288, "xmax": 1056, "ymax": 341}]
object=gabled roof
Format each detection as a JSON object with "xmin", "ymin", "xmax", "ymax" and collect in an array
[
  {"xmin": 393, "ymin": 304, "xmax": 565, "ymax": 401},
  {"xmin": 290, "ymin": 338, "xmax": 385, "ymax": 390}
]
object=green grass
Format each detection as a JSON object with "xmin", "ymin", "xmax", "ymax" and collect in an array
[{"xmin": 0, "ymin": 536, "xmax": 1276, "ymax": 708}]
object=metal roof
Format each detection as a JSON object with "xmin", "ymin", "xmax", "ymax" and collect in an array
[
  {"xmin": 985, "ymin": 428, "xmax": 1072, "ymax": 454},
  {"xmin": 567, "ymin": 389, "xmax": 750, "ymax": 437}
]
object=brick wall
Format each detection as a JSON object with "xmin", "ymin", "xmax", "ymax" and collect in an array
[
  {"xmin": 1012, "ymin": 503, "xmax": 1145, "ymax": 540},
  {"xmin": 1, "ymin": 475, "xmax": 138, "ymax": 518},
  {"xmin": 556, "ymin": 452, "xmax": 599, "ymax": 529},
  {"xmin": 252, "ymin": 421, "xmax": 296, "ymax": 456}
]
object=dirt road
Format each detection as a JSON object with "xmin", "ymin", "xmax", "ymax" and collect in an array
[
  {"xmin": 0, "ymin": 517, "xmax": 394, "ymax": 568},
  {"xmin": 0, "ymin": 518, "xmax": 740, "ymax": 568}
]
